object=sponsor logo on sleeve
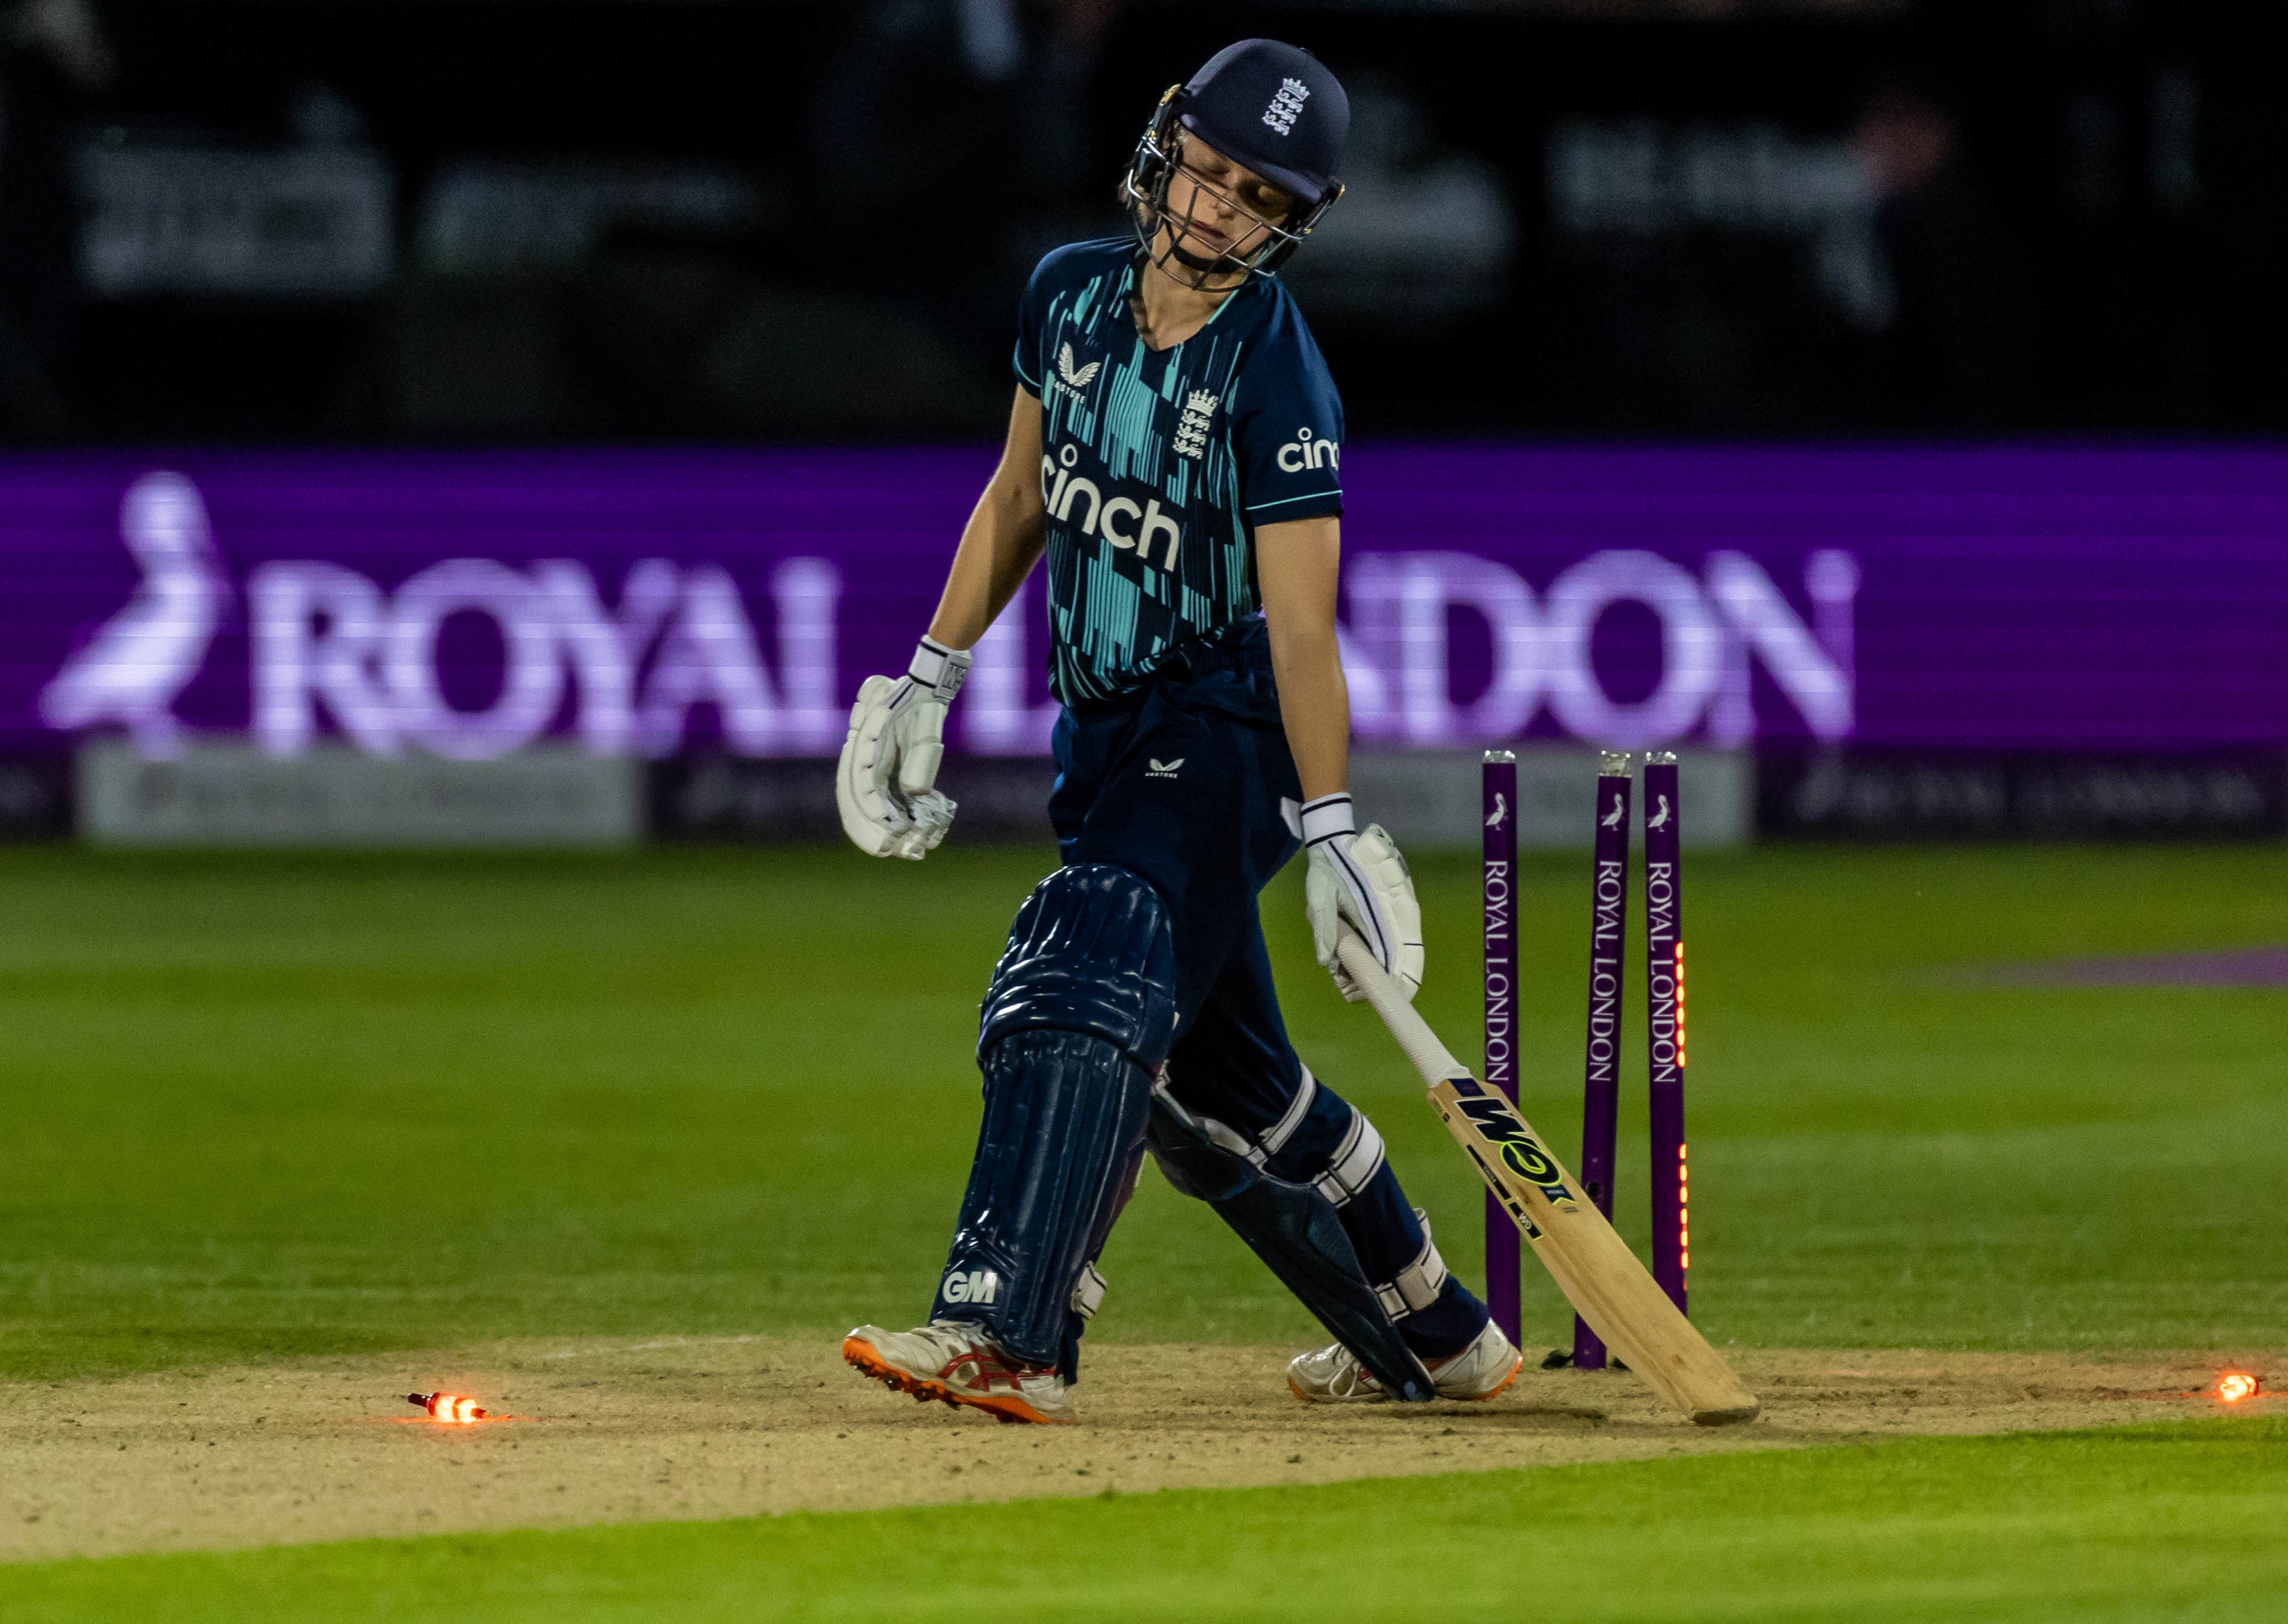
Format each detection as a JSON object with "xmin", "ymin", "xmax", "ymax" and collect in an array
[{"xmin": 1276, "ymin": 427, "xmax": 1339, "ymax": 473}]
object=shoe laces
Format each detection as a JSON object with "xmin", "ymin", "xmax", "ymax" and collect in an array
[{"xmin": 1316, "ymin": 1347, "xmax": 1382, "ymax": 1400}]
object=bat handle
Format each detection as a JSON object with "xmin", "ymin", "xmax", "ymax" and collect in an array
[{"xmin": 1334, "ymin": 931, "xmax": 1470, "ymax": 1087}]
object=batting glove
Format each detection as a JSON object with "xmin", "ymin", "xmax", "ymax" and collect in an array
[
  {"xmin": 1302, "ymin": 793, "xmax": 1425, "ymax": 1003},
  {"xmin": 835, "ymin": 636, "xmax": 971, "ymax": 860}
]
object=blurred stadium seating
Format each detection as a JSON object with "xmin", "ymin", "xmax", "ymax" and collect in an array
[{"xmin": 0, "ymin": 0, "xmax": 2274, "ymax": 442}]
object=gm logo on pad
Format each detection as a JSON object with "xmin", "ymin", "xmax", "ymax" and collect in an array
[{"xmin": 940, "ymin": 1268, "xmax": 999, "ymax": 1305}]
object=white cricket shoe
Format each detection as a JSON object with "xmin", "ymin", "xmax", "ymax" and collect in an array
[
  {"xmin": 1287, "ymin": 1318, "xmax": 1523, "ymax": 1405},
  {"xmin": 842, "ymin": 1320, "xmax": 1076, "ymax": 1425}
]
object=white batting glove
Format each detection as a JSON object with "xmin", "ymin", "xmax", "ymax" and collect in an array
[
  {"xmin": 835, "ymin": 637, "xmax": 972, "ymax": 860},
  {"xmin": 1302, "ymin": 793, "xmax": 1425, "ymax": 1003}
]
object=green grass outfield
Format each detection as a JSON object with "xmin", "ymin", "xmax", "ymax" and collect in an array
[
  {"xmin": 3, "ymin": 841, "xmax": 2284, "ymax": 1616},
  {"xmin": 3, "ymin": 841, "xmax": 2283, "ymax": 1379},
  {"xmin": 8, "ymin": 1419, "xmax": 2285, "ymax": 1622}
]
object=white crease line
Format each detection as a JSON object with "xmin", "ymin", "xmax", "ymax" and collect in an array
[{"xmin": 545, "ymin": 1334, "xmax": 760, "ymax": 1361}]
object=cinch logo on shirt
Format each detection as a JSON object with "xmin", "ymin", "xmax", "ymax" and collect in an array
[
  {"xmin": 1041, "ymin": 443, "xmax": 1183, "ymax": 570},
  {"xmin": 1276, "ymin": 427, "xmax": 1339, "ymax": 472}
]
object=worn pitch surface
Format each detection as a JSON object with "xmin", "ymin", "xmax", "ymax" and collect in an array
[{"xmin": 4, "ymin": 1337, "xmax": 2273, "ymax": 1561}]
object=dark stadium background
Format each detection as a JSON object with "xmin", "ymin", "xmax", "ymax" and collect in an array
[{"xmin": 4, "ymin": 0, "xmax": 2273, "ymax": 447}]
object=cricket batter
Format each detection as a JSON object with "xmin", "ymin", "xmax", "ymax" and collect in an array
[{"xmin": 835, "ymin": 39, "xmax": 1522, "ymax": 1424}]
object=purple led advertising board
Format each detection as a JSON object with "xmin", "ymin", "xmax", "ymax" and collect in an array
[{"xmin": 5, "ymin": 446, "xmax": 2285, "ymax": 762}]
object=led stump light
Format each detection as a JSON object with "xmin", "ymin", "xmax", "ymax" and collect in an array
[
  {"xmin": 2213, "ymin": 1372, "xmax": 2260, "ymax": 1405},
  {"xmin": 407, "ymin": 1392, "xmax": 488, "ymax": 1424}
]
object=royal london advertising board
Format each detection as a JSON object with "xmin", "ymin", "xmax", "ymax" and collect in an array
[{"xmin": 4, "ymin": 446, "xmax": 2286, "ymax": 769}]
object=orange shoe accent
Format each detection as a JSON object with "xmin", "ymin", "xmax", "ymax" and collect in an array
[
  {"xmin": 1457, "ymin": 1350, "xmax": 1523, "ymax": 1402},
  {"xmin": 840, "ymin": 1333, "xmax": 1073, "ymax": 1426}
]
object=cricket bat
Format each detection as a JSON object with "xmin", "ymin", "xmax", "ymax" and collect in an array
[{"xmin": 1335, "ymin": 932, "xmax": 1759, "ymax": 1426}]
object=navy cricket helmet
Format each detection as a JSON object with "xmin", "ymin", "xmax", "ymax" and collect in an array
[{"xmin": 1123, "ymin": 39, "xmax": 1350, "ymax": 287}]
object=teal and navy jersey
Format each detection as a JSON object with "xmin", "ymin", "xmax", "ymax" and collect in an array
[{"xmin": 1013, "ymin": 237, "xmax": 1345, "ymax": 705}]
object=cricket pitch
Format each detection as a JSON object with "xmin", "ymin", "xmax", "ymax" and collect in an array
[{"xmin": 5, "ymin": 1339, "xmax": 2273, "ymax": 1561}]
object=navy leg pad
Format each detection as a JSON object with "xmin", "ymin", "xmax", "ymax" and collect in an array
[
  {"xmin": 937, "ymin": 864, "xmax": 1176, "ymax": 1369},
  {"xmin": 1266, "ymin": 1081, "xmax": 1491, "ymax": 1362},
  {"xmin": 979, "ymin": 864, "xmax": 1180, "ymax": 1067},
  {"xmin": 1147, "ymin": 1090, "xmax": 1435, "ymax": 1403},
  {"xmin": 938, "ymin": 1029, "xmax": 1151, "ymax": 1366}
]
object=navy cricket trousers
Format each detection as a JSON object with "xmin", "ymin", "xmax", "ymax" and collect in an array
[{"xmin": 1047, "ymin": 620, "xmax": 1488, "ymax": 1360}]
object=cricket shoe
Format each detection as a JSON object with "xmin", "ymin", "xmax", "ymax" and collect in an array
[
  {"xmin": 841, "ymin": 1321, "xmax": 1075, "ymax": 1425},
  {"xmin": 1286, "ymin": 1319, "xmax": 1523, "ymax": 1405}
]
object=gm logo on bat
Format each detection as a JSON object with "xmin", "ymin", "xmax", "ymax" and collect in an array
[{"xmin": 1454, "ymin": 1094, "xmax": 1576, "ymax": 1210}]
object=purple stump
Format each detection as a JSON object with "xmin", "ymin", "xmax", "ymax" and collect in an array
[
  {"xmin": 1481, "ymin": 751, "xmax": 1521, "ymax": 1350},
  {"xmin": 1643, "ymin": 753, "xmax": 1688, "ymax": 1315},
  {"xmin": 1573, "ymin": 750, "xmax": 1632, "ymax": 1370}
]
